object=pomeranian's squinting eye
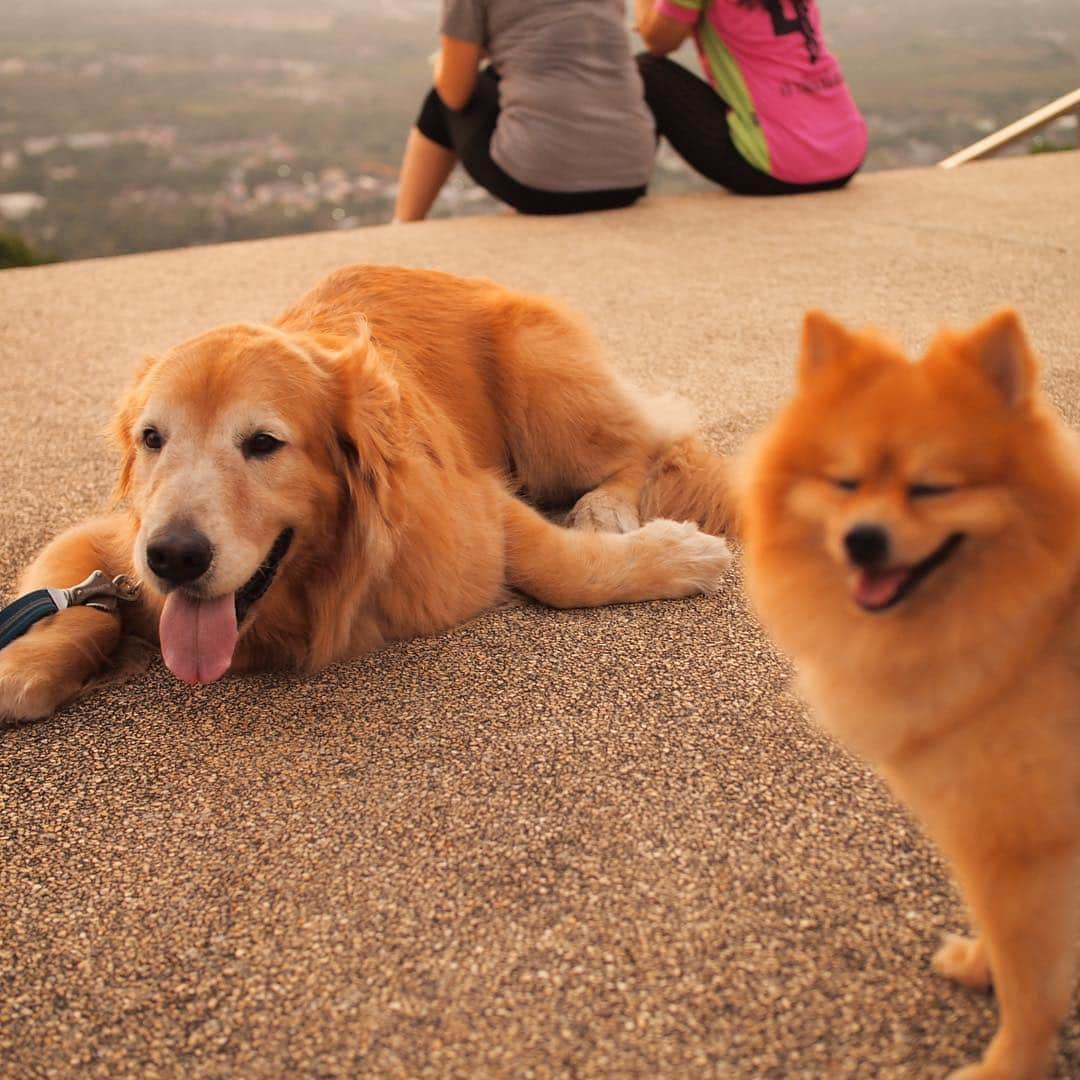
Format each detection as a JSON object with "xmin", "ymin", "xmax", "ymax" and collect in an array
[
  {"xmin": 908, "ymin": 483, "xmax": 956, "ymax": 499},
  {"xmin": 829, "ymin": 477, "xmax": 860, "ymax": 492}
]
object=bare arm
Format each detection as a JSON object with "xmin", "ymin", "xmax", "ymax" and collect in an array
[
  {"xmin": 635, "ymin": 0, "xmax": 695, "ymax": 56},
  {"xmin": 434, "ymin": 34, "xmax": 483, "ymax": 110}
]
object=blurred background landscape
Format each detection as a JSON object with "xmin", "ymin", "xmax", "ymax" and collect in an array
[{"xmin": 1, "ymin": 0, "xmax": 1077, "ymax": 265}]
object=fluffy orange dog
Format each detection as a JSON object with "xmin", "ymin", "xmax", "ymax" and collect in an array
[
  {"xmin": 742, "ymin": 308, "xmax": 1080, "ymax": 1078},
  {"xmin": 0, "ymin": 265, "xmax": 732, "ymax": 722}
]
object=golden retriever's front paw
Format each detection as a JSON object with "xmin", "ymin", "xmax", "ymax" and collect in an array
[
  {"xmin": 0, "ymin": 671, "xmax": 64, "ymax": 722},
  {"xmin": 933, "ymin": 934, "xmax": 992, "ymax": 990},
  {"xmin": 0, "ymin": 647, "xmax": 75, "ymax": 722},
  {"xmin": 636, "ymin": 519, "xmax": 733, "ymax": 597}
]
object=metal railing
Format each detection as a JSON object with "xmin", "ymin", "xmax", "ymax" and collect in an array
[{"xmin": 938, "ymin": 87, "xmax": 1080, "ymax": 169}]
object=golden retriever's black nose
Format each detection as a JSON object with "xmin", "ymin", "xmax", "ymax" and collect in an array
[
  {"xmin": 146, "ymin": 527, "xmax": 213, "ymax": 586},
  {"xmin": 844, "ymin": 524, "xmax": 889, "ymax": 568}
]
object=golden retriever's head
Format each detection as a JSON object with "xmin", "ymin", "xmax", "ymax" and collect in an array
[
  {"xmin": 740, "ymin": 308, "xmax": 1080, "ymax": 671},
  {"xmin": 112, "ymin": 321, "xmax": 398, "ymax": 684}
]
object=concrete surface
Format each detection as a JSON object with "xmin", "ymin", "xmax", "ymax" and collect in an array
[{"xmin": 1, "ymin": 152, "xmax": 1078, "ymax": 1078}]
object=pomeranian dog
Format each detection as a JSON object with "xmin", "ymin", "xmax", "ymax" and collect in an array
[
  {"xmin": 0, "ymin": 265, "xmax": 733, "ymax": 723},
  {"xmin": 741, "ymin": 307, "xmax": 1080, "ymax": 1078}
]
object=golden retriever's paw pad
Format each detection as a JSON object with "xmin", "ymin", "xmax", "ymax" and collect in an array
[
  {"xmin": 933, "ymin": 934, "xmax": 992, "ymax": 990},
  {"xmin": 635, "ymin": 519, "xmax": 733, "ymax": 596},
  {"xmin": 566, "ymin": 490, "xmax": 640, "ymax": 534}
]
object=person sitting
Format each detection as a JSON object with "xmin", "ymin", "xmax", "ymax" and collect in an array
[
  {"xmin": 394, "ymin": 0, "xmax": 657, "ymax": 221},
  {"xmin": 635, "ymin": 0, "xmax": 867, "ymax": 195}
]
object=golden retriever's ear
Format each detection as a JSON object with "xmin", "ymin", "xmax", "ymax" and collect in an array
[
  {"xmin": 326, "ymin": 324, "xmax": 401, "ymax": 498},
  {"xmin": 798, "ymin": 309, "xmax": 853, "ymax": 386},
  {"xmin": 962, "ymin": 307, "xmax": 1038, "ymax": 408},
  {"xmin": 108, "ymin": 354, "xmax": 159, "ymax": 504}
]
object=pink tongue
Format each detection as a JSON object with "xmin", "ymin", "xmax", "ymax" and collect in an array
[
  {"xmin": 159, "ymin": 591, "xmax": 238, "ymax": 685},
  {"xmin": 853, "ymin": 567, "xmax": 910, "ymax": 610}
]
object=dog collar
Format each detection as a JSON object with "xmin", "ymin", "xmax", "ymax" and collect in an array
[{"xmin": 0, "ymin": 571, "xmax": 141, "ymax": 650}]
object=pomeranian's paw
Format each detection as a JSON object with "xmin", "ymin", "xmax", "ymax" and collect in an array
[
  {"xmin": 636, "ymin": 519, "xmax": 733, "ymax": 596},
  {"xmin": 946, "ymin": 1064, "xmax": 1011, "ymax": 1080},
  {"xmin": 933, "ymin": 934, "xmax": 992, "ymax": 990},
  {"xmin": 566, "ymin": 489, "xmax": 640, "ymax": 534}
]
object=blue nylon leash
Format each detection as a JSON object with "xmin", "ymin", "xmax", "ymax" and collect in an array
[{"xmin": 0, "ymin": 571, "xmax": 141, "ymax": 650}]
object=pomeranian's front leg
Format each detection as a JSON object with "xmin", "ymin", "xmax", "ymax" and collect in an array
[
  {"xmin": 942, "ymin": 846, "xmax": 1080, "ymax": 1080},
  {"xmin": 0, "ymin": 514, "xmax": 139, "ymax": 722}
]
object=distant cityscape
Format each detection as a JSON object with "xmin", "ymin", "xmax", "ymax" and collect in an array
[
  {"xmin": 0, "ymin": 126, "xmax": 407, "ymax": 233},
  {"xmin": 1, "ymin": 0, "xmax": 1077, "ymax": 266}
]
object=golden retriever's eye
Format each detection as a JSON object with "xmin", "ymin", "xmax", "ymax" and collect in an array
[
  {"xmin": 908, "ymin": 483, "xmax": 956, "ymax": 498},
  {"xmin": 829, "ymin": 477, "xmax": 860, "ymax": 492},
  {"xmin": 243, "ymin": 432, "xmax": 285, "ymax": 459},
  {"xmin": 142, "ymin": 427, "xmax": 164, "ymax": 451}
]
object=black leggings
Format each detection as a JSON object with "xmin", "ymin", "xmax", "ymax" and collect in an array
[
  {"xmin": 416, "ymin": 68, "xmax": 647, "ymax": 216},
  {"xmin": 637, "ymin": 54, "xmax": 857, "ymax": 195}
]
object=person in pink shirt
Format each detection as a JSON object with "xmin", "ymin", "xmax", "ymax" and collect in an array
[{"xmin": 636, "ymin": 0, "xmax": 866, "ymax": 194}]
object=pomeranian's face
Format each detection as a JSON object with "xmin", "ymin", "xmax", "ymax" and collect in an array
[{"xmin": 742, "ymin": 308, "xmax": 1078, "ymax": 651}]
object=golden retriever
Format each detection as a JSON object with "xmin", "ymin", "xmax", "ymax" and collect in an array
[{"xmin": 0, "ymin": 265, "xmax": 733, "ymax": 721}]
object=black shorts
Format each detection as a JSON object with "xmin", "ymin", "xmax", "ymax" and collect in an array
[
  {"xmin": 416, "ymin": 68, "xmax": 648, "ymax": 216},
  {"xmin": 636, "ymin": 53, "xmax": 859, "ymax": 196}
]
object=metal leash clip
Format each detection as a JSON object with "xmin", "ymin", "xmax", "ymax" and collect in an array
[
  {"xmin": 0, "ymin": 571, "xmax": 142, "ymax": 651},
  {"xmin": 62, "ymin": 571, "xmax": 142, "ymax": 613}
]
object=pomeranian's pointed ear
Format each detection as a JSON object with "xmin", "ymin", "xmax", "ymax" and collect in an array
[
  {"xmin": 963, "ymin": 307, "xmax": 1038, "ymax": 407},
  {"xmin": 799, "ymin": 309, "xmax": 853, "ymax": 385}
]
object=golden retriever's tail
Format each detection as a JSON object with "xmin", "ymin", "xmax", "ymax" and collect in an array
[
  {"xmin": 639, "ymin": 436, "xmax": 737, "ymax": 537},
  {"xmin": 503, "ymin": 496, "xmax": 731, "ymax": 609}
]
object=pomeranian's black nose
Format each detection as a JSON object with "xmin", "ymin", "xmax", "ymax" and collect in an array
[
  {"xmin": 146, "ymin": 526, "xmax": 213, "ymax": 585},
  {"xmin": 844, "ymin": 524, "xmax": 890, "ymax": 569}
]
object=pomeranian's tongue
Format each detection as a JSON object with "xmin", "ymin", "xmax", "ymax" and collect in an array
[
  {"xmin": 159, "ymin": 591, "xmax": 237, "ymax": 685},
  {"xmin": 853, "ymin": 566, "xmax": 910, "ymax": 611}
]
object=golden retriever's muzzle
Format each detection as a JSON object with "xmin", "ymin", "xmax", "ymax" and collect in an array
[{"xmin": 156, "ymin": 526, "xmax": 294, "ymax": 687}]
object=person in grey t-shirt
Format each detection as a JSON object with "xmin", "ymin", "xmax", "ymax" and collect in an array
[{"xmin": 394, "ymin": 0, "xmax": 657, "ymax": 221}]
